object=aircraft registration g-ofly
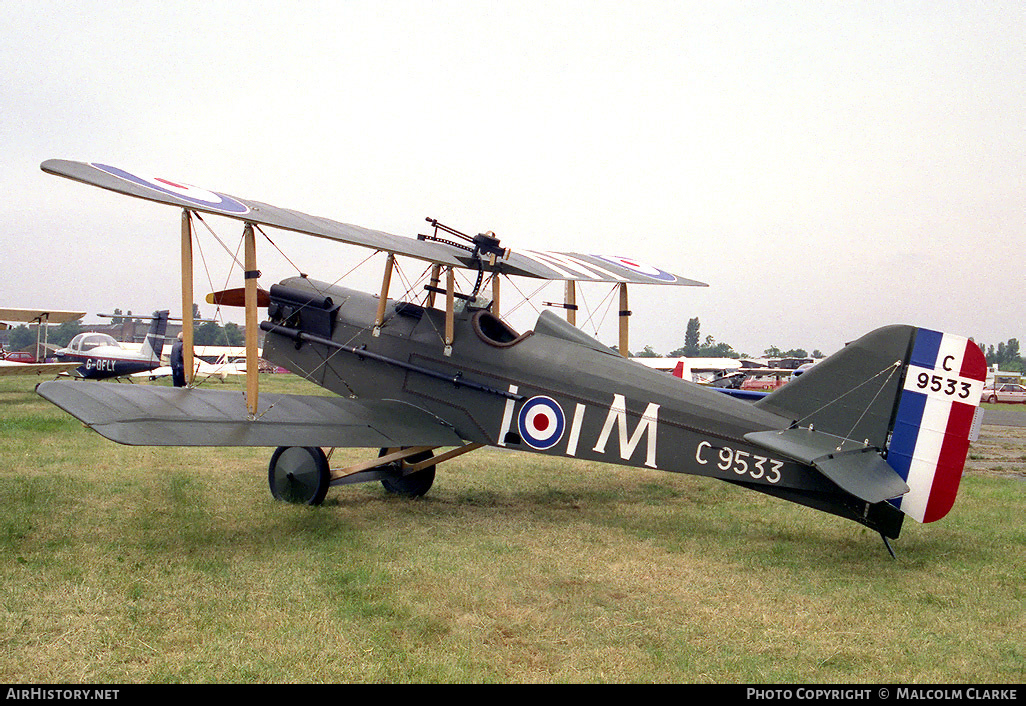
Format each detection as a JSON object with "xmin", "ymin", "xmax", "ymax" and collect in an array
[{"xmin": 35, "ymin": 159, "xmax": 987, "ymax": 554}]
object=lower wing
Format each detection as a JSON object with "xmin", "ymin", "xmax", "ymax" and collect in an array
[{"xmin": 36, "ymin": 380, "xmax": 463, "ymax": 448}]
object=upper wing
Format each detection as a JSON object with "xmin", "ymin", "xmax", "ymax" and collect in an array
[
  {"xmin": 36, "ymin": 380, "xmax": 464, "ymax": 448},
  {"xmin": 41, "ymin": 159, "xmax": 706, "ymax": 287}
]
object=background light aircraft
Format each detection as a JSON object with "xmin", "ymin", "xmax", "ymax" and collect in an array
[
  {"xmin": 145, "ymin": 349, "xmax": 250, "ymax": 383},
  {"xmin": 35, "ymin": 159, "xmax": 988, "ymax": 554},
  {"xmin": 632, "ymin": 357, "xmax": 794, "ymax": 401},
  {"xmin": 55, "ymin": 311, "xmax": 169, "ymax": 380},
  {"xmin": 0, "ymin": 307, "xmax": 84, "ymax": 376}
]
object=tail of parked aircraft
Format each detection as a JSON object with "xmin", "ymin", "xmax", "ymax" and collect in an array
[
  {"xmin": 751, "ymin": 325, "xmax": 986, "ymax": 526},
  {"xmin": 139, "ymin": 311, "xmax": 170, "ymax": 363}
]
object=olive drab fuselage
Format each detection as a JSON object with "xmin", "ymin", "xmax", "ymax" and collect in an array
[{"xmin": 261, "ymin": 277, "xmax": 839, "ymax": 502}]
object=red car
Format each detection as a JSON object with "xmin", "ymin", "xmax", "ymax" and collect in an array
[{"xmin": 1, "ymin": 351, "xmax": 36, "ymax": 363}]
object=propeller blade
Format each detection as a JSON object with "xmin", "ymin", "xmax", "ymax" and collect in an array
[{"xmin": 205, "ymin": 288, "xmax": 270, "ymax": 308}]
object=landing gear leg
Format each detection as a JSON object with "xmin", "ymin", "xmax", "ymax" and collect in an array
[{"xmin": 378, "ymin": 447, "xmax": 436, "ymax": 497}]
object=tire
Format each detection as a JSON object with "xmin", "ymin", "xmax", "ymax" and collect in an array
[
  {"xmin": 378, "ymin": 447, "xmax": 436, "ymax": 497},
  {"xmin": 268, "ymin": 446, "xmax": 330, "ymax": 505}
]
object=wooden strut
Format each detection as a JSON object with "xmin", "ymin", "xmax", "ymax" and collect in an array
[
  {"xmin": 328, "ymin": 443, "xmax": 485, "ymax": 483},
  {"xmin": 181, "ymin": 210, "xmax": 195, "ymax": 386},
  {"xmin": 565, "ymin": 280, "xmax": 576, "ymax": 327},
  {"xmin": 618, "ymin": 282, "xmax": 630, "ymax": 357},
  {"xmin": 243, "ymin": 223, "xmax": 259, "ymax": 416},
  {"xmin": 444, "ymin": 266, "xmax": 455, "ymax": 356},
  {"xmin": 425, "ymin": 264, "xmax": 441, "ymax": 308},
  {"xmin": 373, "ymin": 252, "xmax": 395, "ymax": 336},
  {"xmin": 490, "ymin": 272, "xmax": 500, "ymax": 316},
  {"xmin": 409, "ymin": 443, "xmax": 484, "ymax": 472}
]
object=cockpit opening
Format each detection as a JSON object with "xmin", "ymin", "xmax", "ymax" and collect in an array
[
  {"xmin": 472, "ymin": 310, "xmax": 533, "ymax": 348},
  {"xmin": 68, "ymin": 333, "xmax": 119, "ymax": 352}
]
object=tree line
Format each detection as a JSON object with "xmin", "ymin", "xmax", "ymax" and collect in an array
[
  {"xmin": 632, "ymin": 317, "xmax": 825, "ymax": 360},
  {"xmin": 976, "ymin": 338, "xmax": 1023, "ymax": 372},
  {"xmin": 633, "ymin": 318, "xmax": 1024, "ymax": 371},
  {"xmin": 6, "ymin": 309, "xmax": 1021, "ymax": 372}
]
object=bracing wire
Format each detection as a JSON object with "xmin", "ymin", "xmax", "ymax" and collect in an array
[
  {"xmin": 185, "ymin": 214, "xmax": 645, "ymax": 387},
  {"xmin": 580, "ymin": 284, "xmax": 619, "ymax": 338},
  {"xmin": 782, "ymin": 360, "xmax": 904, "ymax": 448}
]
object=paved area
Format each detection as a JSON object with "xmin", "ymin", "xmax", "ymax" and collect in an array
[{"xmin": 978, "ymin": 404, "xmax": 1026, "ymax": 428}]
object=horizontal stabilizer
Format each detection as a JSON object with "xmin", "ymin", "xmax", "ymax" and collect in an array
[
  {"xmin": 36, "ymin": 381, "xmax": 463, "ymax": 448},
  {"xmin": 745, "ymin": 428, "xmax": 909, "ymax": 504}
]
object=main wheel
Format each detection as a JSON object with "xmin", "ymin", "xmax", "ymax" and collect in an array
[
  {"xmin": 268, "ymin": 446, "xmax": 330, "ymax": 505},
  {"xmin": 378, "ymin": 447, "xmax": 436, "ymax": 497}
]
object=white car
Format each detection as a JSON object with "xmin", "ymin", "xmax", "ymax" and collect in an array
[{"xmin": 981, "ymin": 383, "xmax": 1026, "ymax": 404}]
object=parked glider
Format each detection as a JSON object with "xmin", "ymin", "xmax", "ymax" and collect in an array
[
  {"xmin": 35, "ymin": 159, "xmax": 987, "ymax": 552},
  {"xmin": 144, "ymin": 351, "xmax": 250, "ymax": 383}
]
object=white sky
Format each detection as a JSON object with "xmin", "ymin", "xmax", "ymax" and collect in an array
[{"xmin": 2, "ymin": 1, "xmax": 1023, "ymax": 357}]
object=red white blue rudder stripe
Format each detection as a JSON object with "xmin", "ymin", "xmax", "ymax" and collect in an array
[{"xmin": 887, "ymin": 329, "xmax": 986, "ymax": 523}]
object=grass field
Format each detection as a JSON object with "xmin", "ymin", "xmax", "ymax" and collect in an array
[{"xmin": 1, "ymin": 374, "xmax": 1023, "ymax": 683}]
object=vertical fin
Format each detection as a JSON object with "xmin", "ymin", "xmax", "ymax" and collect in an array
[{"xmin": 139, "ymin": 311, "xmax": 170, "ymax": 363}]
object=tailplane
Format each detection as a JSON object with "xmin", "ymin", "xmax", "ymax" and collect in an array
[
  {"xmin": 752, "ymin": 325, "xmax": 985, "ymax": 524},
  {"xmin": 140, "ymin": 311, "xmax": 170, "ymax": 363}
]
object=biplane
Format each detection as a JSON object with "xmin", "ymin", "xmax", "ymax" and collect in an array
[
  {"xmin": 35, "ymin": 159, "xmax": 987, "ymax": 553},
  {"xmin": 0, "ymin": 307, "xmax": 84, "ymax": 376}
]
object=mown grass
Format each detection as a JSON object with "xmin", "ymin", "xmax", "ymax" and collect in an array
[{"xmin": 1, "ymin": 374, "xmax": 1023, "ymax": 683}]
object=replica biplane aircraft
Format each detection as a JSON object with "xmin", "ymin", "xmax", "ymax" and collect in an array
[{"xmin": 35, "ymin": 159, "xmax": 987, "ymax": 554}]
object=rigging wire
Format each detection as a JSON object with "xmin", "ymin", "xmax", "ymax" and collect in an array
[
  {"xmin": 782, "ymin": 360, "xmax": 904, "ymax": 447},
  {"xmin": 184, "ymin": 213, "xmax": 640, "ymax": 389},
  {"xmin": 580, "ymin": 284, "xmax": 619, "ymax": 338}
]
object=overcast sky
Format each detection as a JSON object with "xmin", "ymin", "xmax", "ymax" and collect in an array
[{"xmin": 2, "ymin": 1, "xmax": 1023, "ymax": 357}]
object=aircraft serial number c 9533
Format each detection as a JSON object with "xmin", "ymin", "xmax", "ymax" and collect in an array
[
  {"xmin": 695, "ymin": 441, "xmax": 784, "ymax": 484},
  {"xmin": 913, "ymin": 371, "xmax": 975, "ymax": 400}
]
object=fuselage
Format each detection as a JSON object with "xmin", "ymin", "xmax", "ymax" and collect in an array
[
  {"xmin": 261, "ymin": 277, "xmax": 843, "ymax": 502},
  {"xmin": 55, "ymin": 333, "xmax": 160, "ymax": 380}
]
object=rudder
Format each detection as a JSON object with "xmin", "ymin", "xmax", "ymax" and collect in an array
[
  {"xmin": 886, "ymin": 329, "xmax": 986, "ymax": 522},
  {"xmin": 139, "ymin": 310, "xmax": 170, "ymax": 363}
]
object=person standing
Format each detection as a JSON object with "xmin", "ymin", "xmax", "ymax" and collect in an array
[{"xmin": 171, "ymin": 332, "xmax": 186, "ymax": 387}]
